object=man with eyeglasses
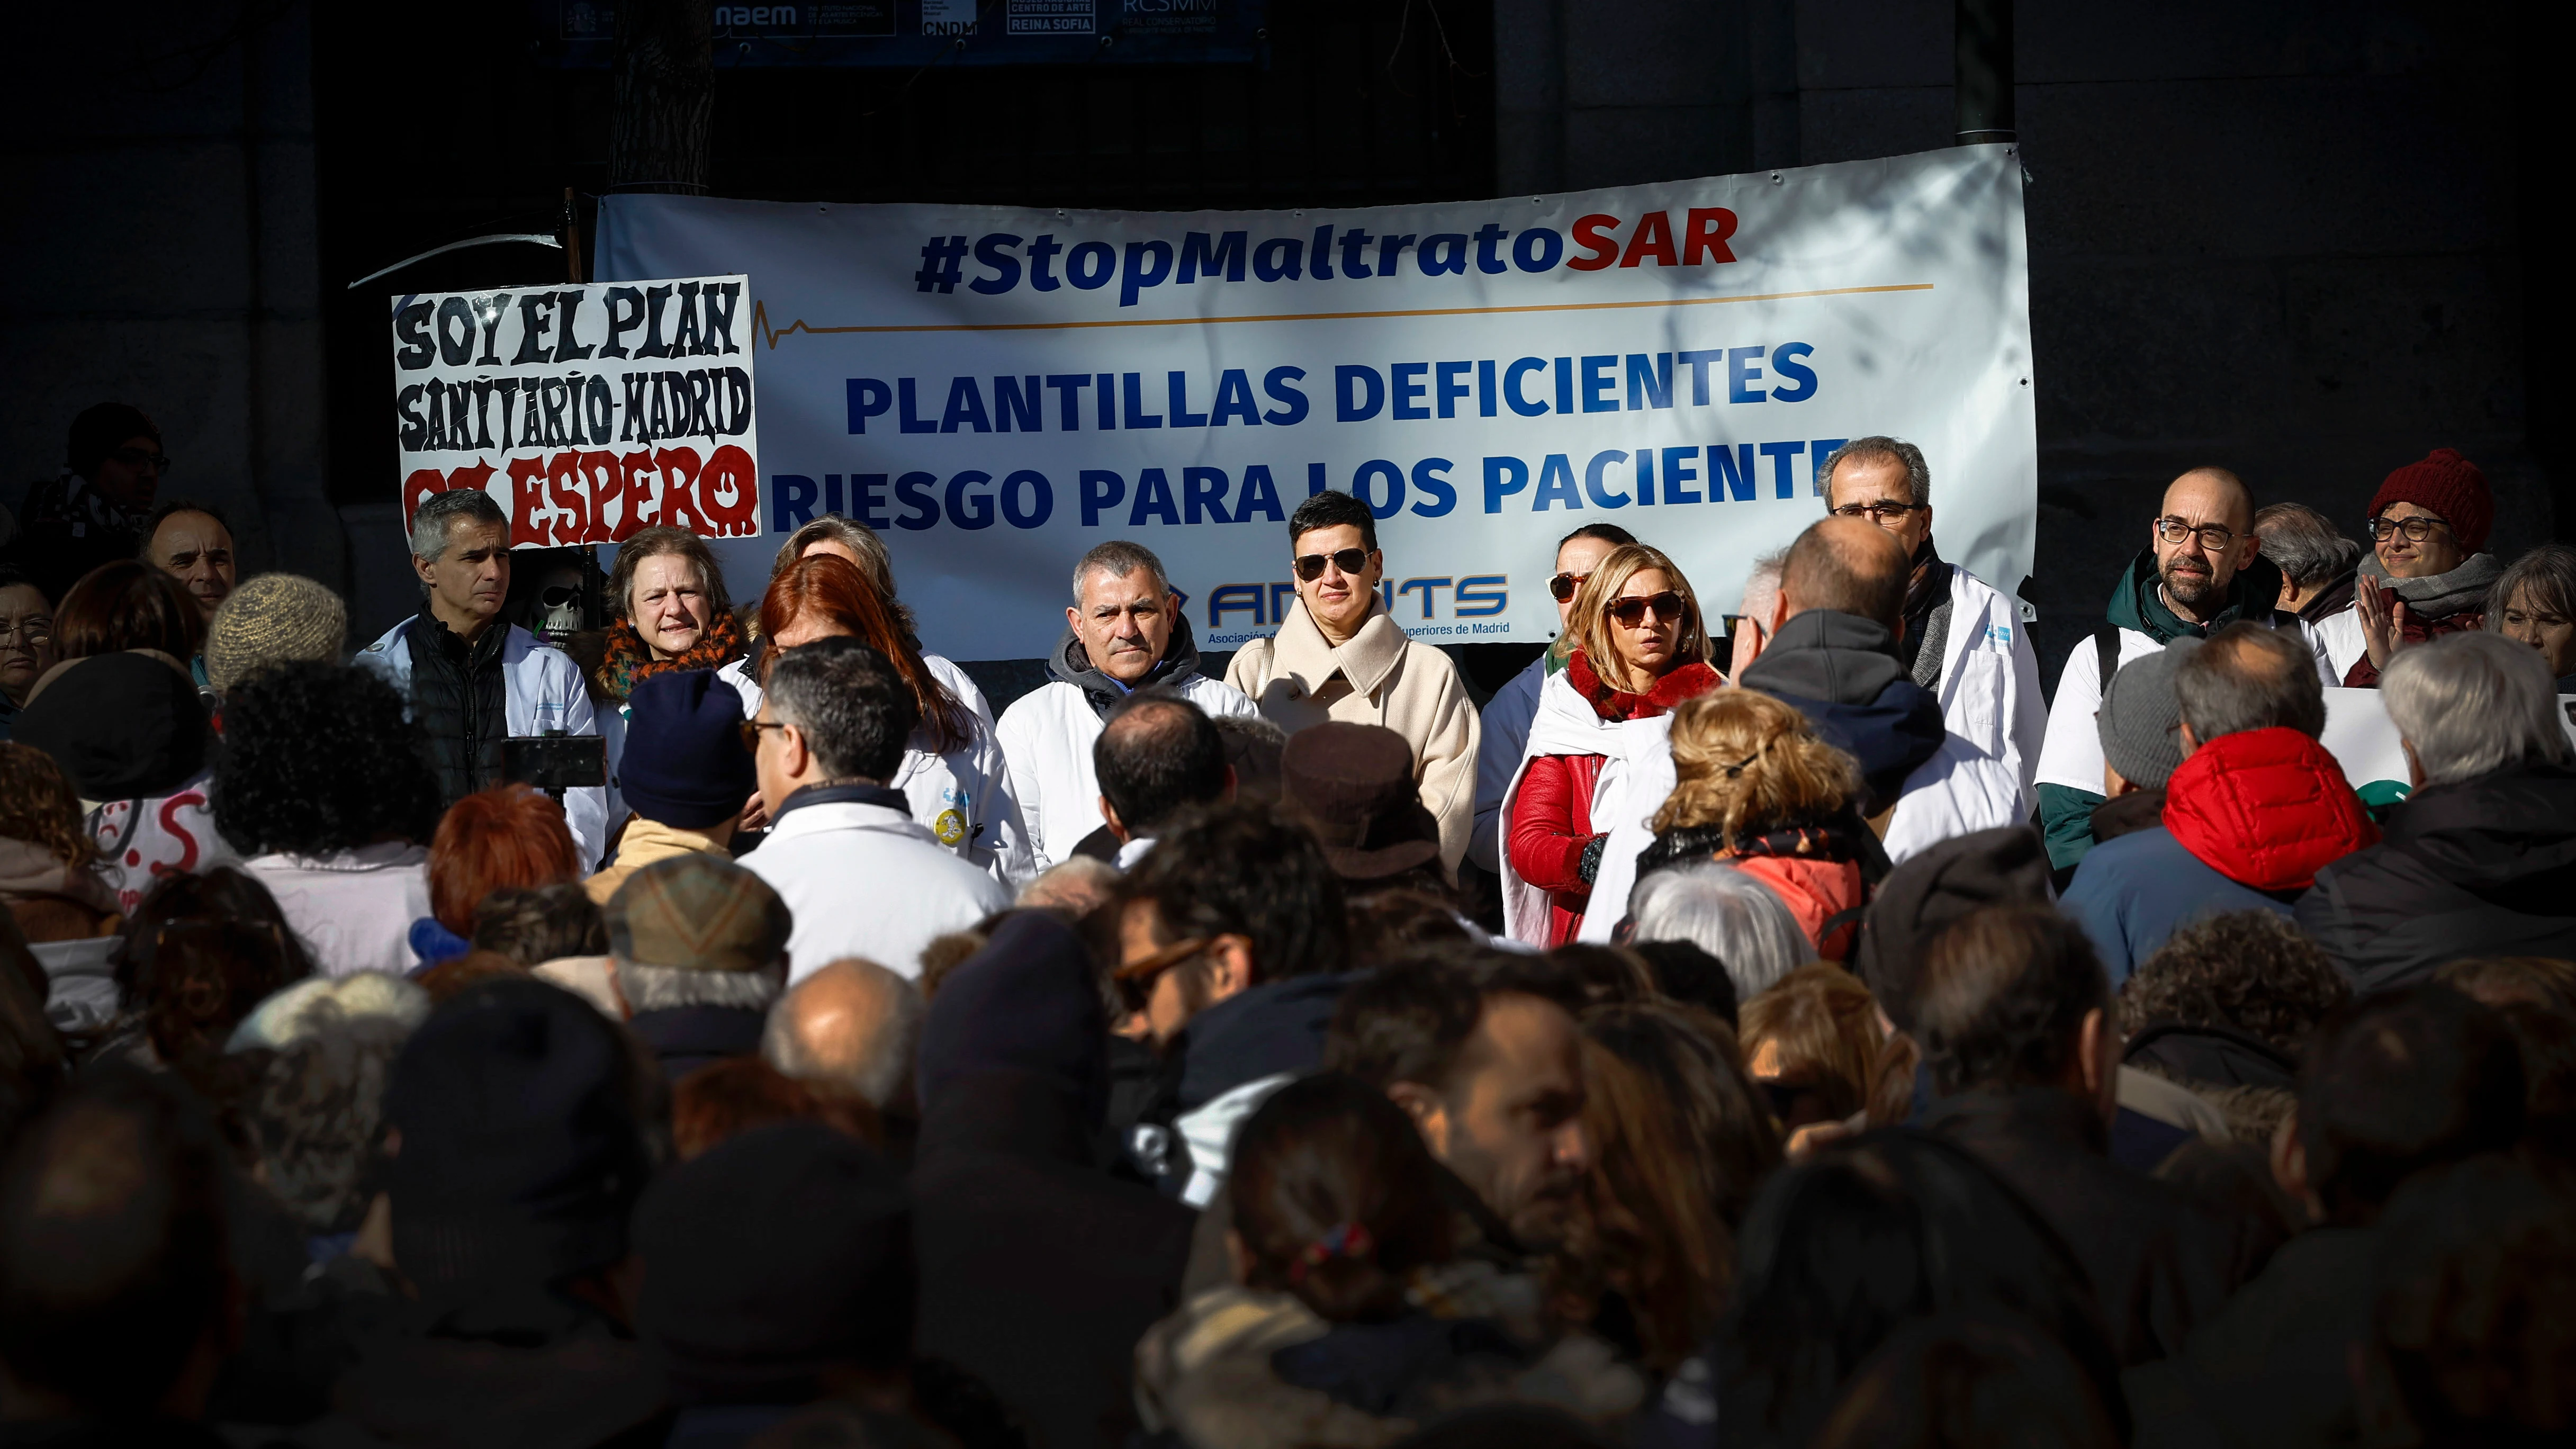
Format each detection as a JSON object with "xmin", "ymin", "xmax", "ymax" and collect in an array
[
  {"xmin": 996, "ymin": 539, "xmax": 1255, "ymax": 870},
  {"xmin": 2033, "ymin": 466, "xmax": 2329, "ymax": 874},
  {"xmin": 1111, "ymin": 799, "xmax": 1353, "ymax": 1203},
  {"xmin": 1817, "ymin": 437, "xmax": 2046, "ymax": 827},
  {"xmin": 740, "ymin": 636, "xmax": 1010, "ymax": 983},
  {"xmin": 9, "ymin": 402, "xmax": 167, "ymax": 603},
  {"xmin": 1469, "ymin": 523, "xmax": 1635, "ymax": 876},
  {"xmin": 1223, "ymin": 490, "xmax": 1481, "ymax": 872}
]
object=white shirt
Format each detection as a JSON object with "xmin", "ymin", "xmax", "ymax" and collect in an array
[
  {"xmin": 723, "ymin": 654, "xmax": 1035, "ymax": 886},
  {"xmin": 994, "ymin": 671, "xmax": 1256, "ymax": 869},
  {"xmin": 740, "ymin": 794, "xmax": 1012, "ymax": 982},
  {"xmin": 244, "ymin": 843, "xmax": 434, "ymax": 978},
  {"xmin": 2311, "ymin": 607, "xmax": 2367, "ymax": 684},
  {"xmin": 2035, "ymin": 598, "xmax": 2337, "ymax": 813}
]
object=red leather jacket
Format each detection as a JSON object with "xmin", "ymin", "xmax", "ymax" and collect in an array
[
  {"xmin": 1509, "ymin": 652, "xmax": 1724, "ymax": 947},
  {"xmin": 2164, "ymin": 727, "xmax": 2379, "ymax": 891}
]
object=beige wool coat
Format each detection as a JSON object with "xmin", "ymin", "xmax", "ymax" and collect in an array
[{"xmin": 1223, "ymin": 599, "xmax": 1480, "ymax": 870}]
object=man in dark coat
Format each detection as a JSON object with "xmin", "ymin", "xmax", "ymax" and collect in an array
[
  {"xmin": 320, "ymin": 977, "xmax": 668, "ymax": 1447},
  {"xmin": 1111, "ymin": 798, "xmax": 1353, "ymax": 1198},
  {"xmin": 911, "ymin": 911, "xmax": 1196, "ymax": 1448},
  {"xmin": 2123, "ymin": 986, "xmax": 2527, "ymax": 1447},
  {"xmin": 1913, "ymin": 905, "xmax": 2268, "ymax": 1366},
  {"xmin": 2298, "ymin": 632, "xmax": 2576, "ymax": 992},
  {"xmin": 1737, "ymin": 516, "xmax": 1944, "ymax": 816}
]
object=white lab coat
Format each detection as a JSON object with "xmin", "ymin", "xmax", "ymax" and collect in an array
[
  {"xmin": 2311, "ymin": 607, "xmax": 2367, "ymax": 683},
  {"xmin": 355, "ymin": 618, "xmax": 610, "ymax": 870},
  {"xmin": 1923, "ymin": 564, "xmax": 2050, "ymax": 821},
  {"xmin": 740, "ymin": 795, "xmax": 1013, "ymax": 983},
  {"xmin": 2034, "ymin": 610, "xmax": 2337, "ymax": 804},
  {"xmin": 722, "ymin": 654, "xmax": 1034, "ymax": 886},
  {"xmin": 994, "ymin": 673, "xmax": 1257, "ymax": 869}
]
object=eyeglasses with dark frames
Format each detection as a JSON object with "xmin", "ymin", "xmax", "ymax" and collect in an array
[
  {"xmin": 1828, "ymin": 500, "xmax": 1928, "ymax": 525},
  {"xmin": 2154, "ymin": 517, "xmax": 2241, "ymax": 552},
  {"xmin": 739, "ymin": 719, "xmax": 788, "ymax": 752},
  {"xmin": 2365, "ymin": 514, "xmax": 2451, "ymax": 544}
]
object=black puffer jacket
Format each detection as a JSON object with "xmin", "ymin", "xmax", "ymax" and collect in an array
[
  {"xmin": 406, "ymin": 611, "xmax": 509, "ymax": 809},
  {"xmin": 2296, "ymin": 762, "xmax": 2576, "ymax": 994},
  {"xmin": 1921, "ymin": 1086, "xmax": 2268, "ymax": 1367},
  {"xmin": 912, "ymin": 912, "xmax": 1196, "ymax": 1449}
]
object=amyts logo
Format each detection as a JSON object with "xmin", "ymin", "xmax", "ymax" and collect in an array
[
  {"xmin": 1199, "ymin": 574, "xmax": 1511, "ymax": 649},
  {"xmin": 913, "ymin": 206, "xmax": 1739, "ymax": 307}
]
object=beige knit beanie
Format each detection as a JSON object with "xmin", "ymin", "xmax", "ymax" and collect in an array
[{"xmin": 205, "ymin": 573, "xmax": 348, "ymax": 692}]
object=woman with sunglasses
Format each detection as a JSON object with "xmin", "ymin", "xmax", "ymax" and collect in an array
[
  {"xmin": 736, "ymin": 553, "xmax": 1032, "ymax": 884},
  {"xmin": 1469, "ymin": 524, "xmax": 1635, "ymax": 877},
  {"xmin": 1500, "ymin": 544, "xmax": 1722, "ymax": 946},
  {"xmin": 2345, "ymin": 447, "xmax": 2502, "ymax": 687}
]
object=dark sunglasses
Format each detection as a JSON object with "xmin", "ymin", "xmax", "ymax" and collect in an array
[
  {"xmin": 1548, "ymin": 570, "xmax": 1592, "ymax": 602},
  {"xmin": 1293, "ymin": 547, "xmax": 1372, "ymax": 581},
  {"xmin": 110, "ymin": 446, "xmax": 172, "ymax": 472},
  {"xmin": 539, "ymin": 584, "xmax": 582, "ymax": 608},
  {"xmin": 1605, "ymin": 590, "xmax": 1686, "ymax": 627},
  {"xmin": 738, "ymin": 718, "xmax": 787, "ymax": 752},
  {"xmin": 1113, "ymin": 936, "xmax": 1211, "ymax": 1010}
]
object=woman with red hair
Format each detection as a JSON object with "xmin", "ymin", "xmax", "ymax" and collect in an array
[
  {"xmin": 734, "ymin": 514, "xmax": 996, "ymax": 726},
  {"xmin": 732, "ymin": 554, "xmax": 1032, "ymax": 883},
  {"xmin": 409, "ymin": 782, "xmax": 582, "ymax": 968}
]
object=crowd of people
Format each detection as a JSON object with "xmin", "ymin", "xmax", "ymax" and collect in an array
[{"xmin": 2, "ymin": 401, "xmax": 2573, "ymax": 1448}]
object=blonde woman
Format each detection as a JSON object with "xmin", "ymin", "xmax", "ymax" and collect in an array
[
  {"xmin": 1635, "ymin": 689, "xmax": 1884, "ymax": 958},
  {"xmin": 1501, "ymin": 544, "xmax": 1723, "ymax": 946}
]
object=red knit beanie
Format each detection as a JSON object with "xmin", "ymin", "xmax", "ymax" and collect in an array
[{"xmin": 2367, "ymin": 447, "xmax": 2491, "ymax": 553}]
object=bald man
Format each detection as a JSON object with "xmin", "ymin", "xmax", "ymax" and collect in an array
[
  {"xmin": 1737, "ymin": 517, "xmax": 1949, "ymax": 813},
  {"xmin": 1579, "ymin": 523, "xmax": 2016, "ymax": 936},
  {"xmin": 2033, "ymin": 467, "xmax": 2332, "ymax": 872},
  {"xmin": 762, "ymin": 957, "xmax": 926, "ymax": 1114}
]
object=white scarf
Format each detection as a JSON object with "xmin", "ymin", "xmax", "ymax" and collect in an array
[{"xmin": 1496, "ymin": 671, "xmax": 1673, "ymax": 946}]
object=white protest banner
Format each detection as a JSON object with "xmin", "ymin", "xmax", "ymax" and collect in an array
[
  {"xmin": 596, "ymin": 147, "xmax": 2033, "ymax": 660},
  {"xmin": 2320, "ymin": 686, "xmax": 2576, "ymax": 791},
  {"xmin": 390, "ymin": 275, "xmax": 760, "ymax": 546},
  {"xmin": 2319, "ymin": 687, "xmax": 2415, "ymax": 789}
]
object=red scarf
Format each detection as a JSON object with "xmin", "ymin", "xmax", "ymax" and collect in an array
[
  {"xmin": 1565, "ymin": 650, "xmax": 1723, "ymax": 722},
  {"xmin": 595, "ymin": 607, "xmax": 747, "ymax": 701}
]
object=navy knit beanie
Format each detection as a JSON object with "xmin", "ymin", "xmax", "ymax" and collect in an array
[
  {"xmin": 384, "ymin": 977, "xmax": 650, "ymax": 1305},
  {"xmin": 620, "ymin": 668, "xmax": 756, "ymax": 830}
]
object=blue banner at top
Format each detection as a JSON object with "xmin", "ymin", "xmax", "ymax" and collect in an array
[{"xmin": 539, "ymin": 0, "xmax": 1267, "ymax": 67}]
